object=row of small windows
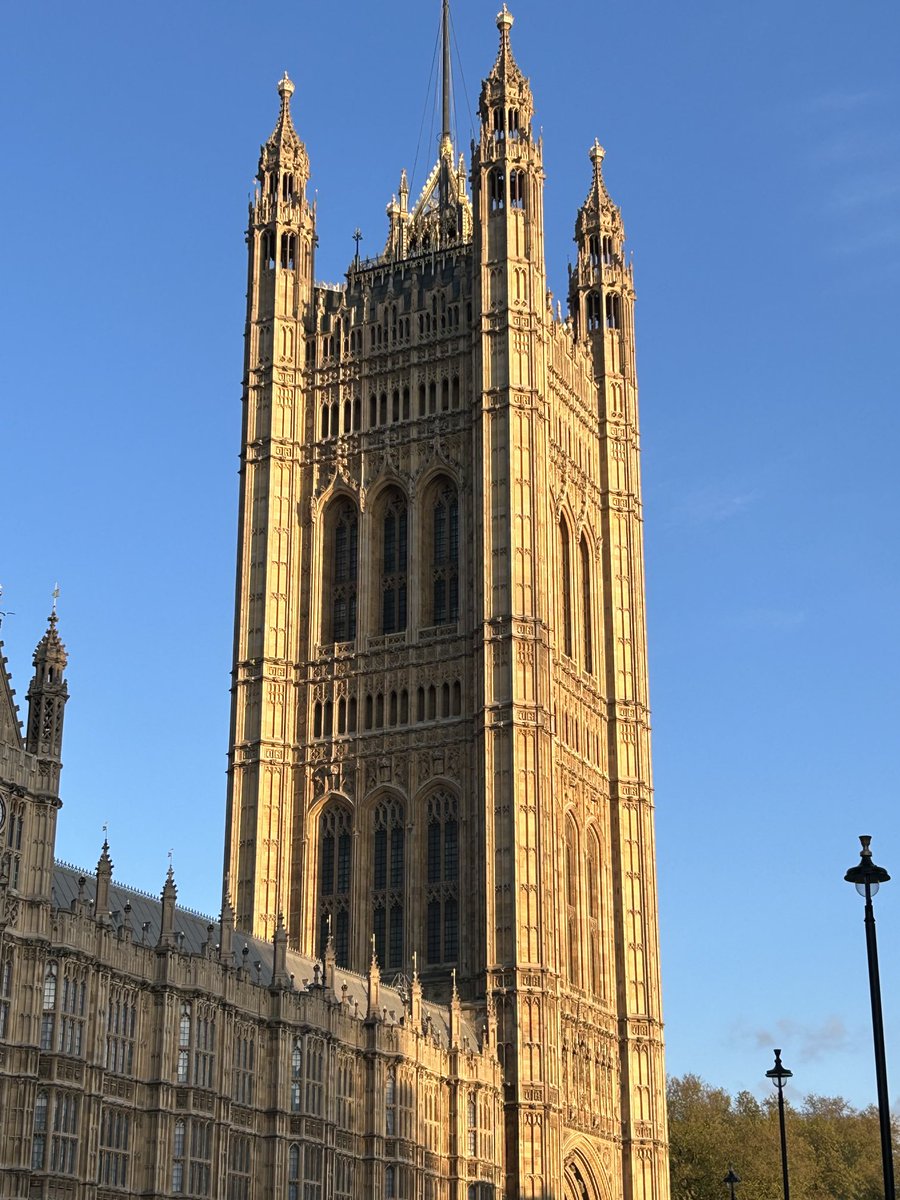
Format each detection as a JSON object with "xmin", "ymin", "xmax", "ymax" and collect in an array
[
  {"xmin": 319, "ymin": 791, "xmax": 459, "ymax": 972},
  {"xmin": 488, "ymin": 167, "xmax": 527, "ymax": 213},
  {"xmin": 265, "ymin": 170, "xmax": 297, "ymax": 200},
  {"xmin": 317, "ymin": 298, "xmax": 468, "ymax": 363},
  {"xmin": 326, "ymin": 482, "xmax": 459, "ymax": 643},
  {"xmin": 313, "ymin": 679, "xmax": 463, "ymax": 738},
  {"xmin": 491, "ymin": 105, "xmax": 523, "ymax": 140},
  {"xmin": 558, "ymin": 515, "xmax": 595, "ymax": 676},
  {"xmin": 585, "ymin": 291, "xmax": 621, "ymax": 333},
  {"xmin": 587, "ymin": 233, "xmax": 616, "ymax": 267},
  {"xmin": 319, "ymin": 376, "xmax": 464, "ymax": 441},
  {"xmin": 260, "ymin": 230, "xmax": 306, "ymax": 272}
]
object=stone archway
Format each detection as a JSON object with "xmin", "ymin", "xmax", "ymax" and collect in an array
[{"xmin": 563, "ymin": 1145, "xmax": 609, "ymax": 1200}]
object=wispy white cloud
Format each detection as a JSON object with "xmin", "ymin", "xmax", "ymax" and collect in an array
[
  {"xmin": 734, "ymin": 1015, "xmax": 853, "ymax": 1063},
  {"xmin": 804, "ymin": 88, "xmax": 884, "ymax": 115},
  {"xmin": 666, "ymin": 486, "xmax": 760, "ymax": 527}
]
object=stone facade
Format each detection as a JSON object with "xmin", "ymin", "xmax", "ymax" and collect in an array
[{"xmin": 0, "ymin": 7, "xmax": 668, "ymax": 1200}]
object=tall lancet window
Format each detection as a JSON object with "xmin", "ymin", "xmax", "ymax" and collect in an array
[
  {"xmin": 425, "ymin": 791, "xmax": 459, "ymax": 965},
  {"xmin": 372, "ymin": 798, "xmax": 405, "ymax": 971},
  {"xmin": 431, "ymin": 479, "xmax": 459, "ymax": 625},
  {"xmin": 559, "ymin": 516, "xmax": 573, "ymax": 658},
  {"xmin": 587, "ymin": 829, "xmax": 603, "ymax": 998},
  {"xmin": 580, "ymin": 533, "xmax": 594, "ymax": 675},
  {"xmin": 319, "ymin": 804, "xmax": 352, "ymax": 966},
  {"xmin": 381, "ymin": 490, "xmax": 408, "ymax": 634},
  {"xmin": 329, "ymin": 502, "xmax": 358, "ymax": 643},
  {"xmin": 565, "ymin": 815, "xmax": 580, "ymax": 987}
]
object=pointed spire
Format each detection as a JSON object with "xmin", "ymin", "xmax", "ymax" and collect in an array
[
  {"xmin": 366, "ymin": 935, "xmax": 381, "ymax": 1020},
  {"xmin": 95, "ymin": 838, "xmax": 113, "ymax": 924},
  {"xmin": 269, "ymin": 72, "xmax": 303, "ymax": 154},
  {"xmin": 410, "ymin": 950, "xmax": 422, "ymax": 1026},
  {"xmin": 220, "ymin": 879, "xmax": 235, "ymax": 963},
  {"xmin": 258, "ymin": 71, "xmax": 310, "ymax": 193},
  {"xmin": 26, "ymin": 605, "xmax": 69, "ymax": 769},
  {"xmin": 323, "ymin": 916, "xmax": 336, "ymax": 993},
  {"xmin": 157, "ymin": 864, "xmax": 177, "ymax": 949},
  {"xmin": 583, "ymin": 139, "xmax": 613, "ymax": 214},
  {"xmin": 272, "ymin": 912, "xmax": 291, "ymax": 988},
  {"xmin": 488, "ymin": 4, "xmax": 525, "ymax": 87},
  {"xmin": 449, "ymin": 968, "xmax": 462, "ymax": 1049}
]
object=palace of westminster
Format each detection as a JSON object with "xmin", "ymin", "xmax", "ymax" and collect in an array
[{"xmin": 0, "ymin": 6, "xmax": 668, "ymax": 1199}]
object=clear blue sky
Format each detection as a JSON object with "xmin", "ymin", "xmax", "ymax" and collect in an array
[{"xmin": 2, "ymin": 0, "xmax": 899, "ymax": 1115}]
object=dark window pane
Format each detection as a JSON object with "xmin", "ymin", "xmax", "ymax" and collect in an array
[
  {"xmin": 390, "ymin": 826, "xmax": 404, "ymax": 890},
  {"xmin": 374, "ymin": 828, "xmax": 387, "ymax": 891},
  {"xmin": 321, "ymin": 835, "xmax": 334, "ymax": 896},
  {"xmin": 427, "ymin": 822, "xmax": 441, "ymax": 884},
  {"xmin": 427, "ymin": 900, "xmax": 441, "ymax": 964},
  {"xmin": 444, "ymin": 819, "xmax": 458, "ymax": 882}
]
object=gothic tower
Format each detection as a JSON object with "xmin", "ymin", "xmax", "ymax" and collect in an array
[{"xmin": 224, "ymin": 8, "xmax": 668, "ymax": 1199}]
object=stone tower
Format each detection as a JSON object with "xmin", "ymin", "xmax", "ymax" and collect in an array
[{"xmin": 225, "ymin": 7, "xmax": 668, "ymax": 1199}]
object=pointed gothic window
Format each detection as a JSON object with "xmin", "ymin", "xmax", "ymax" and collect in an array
[
  {"xmin": 509, "ymin": 170, "xmax": 526, "ymax": 210},
  {"xmin": 425, "ymin": 791, "xmax": 459, "ymax": 965},
  {"xmin": 328, "ymin": 502, "xmax": 358, "ymax": 643},
  {"xmin": 605, "ymin": 292, "xmax": 621, "ymax": 330},
  {"xmin": 489, "ymin": 168, "xmax": 505, "ymax": 212},
  {"xmin": 559, "ymin": 516, "xmax": 573, "ymax": 658},
  {"xmin": 588, "ymin": 234, "xmax": 600, "ymax": 268},
  {"xmin": 430, "ymin": 479, "xmax": 459, "ymax": 625},
  {"xmin": 381, "ymin": 490, "xmax": 408, "ymax": 634},
  {"xmin": 319, "ymin": 804, "xmax": 352, "ymax": 966},
  {"xmin": 587, "ymin": 829, "xmax": 602, "ymax": 998},
  {"xmin": 261, "ymin": 230, "xmax": 276, "ymax": 271},
  {"xmin": 373, "ymin": 798, "xmax": 405, "ymax": 971},
  {"xmin": 565, "ymin": 816, "xmax": 580, "ymax": 986},
  {"xmin": 586, "ymin": 292, "xmax": 601, "ymax": 333},
  {"xmin": 280, "ymin": 233, "xmax": 296, "ymax": 270},
  {"xmin": 580, "ymin": 534, "xmax": 594, "ymax": 675}
]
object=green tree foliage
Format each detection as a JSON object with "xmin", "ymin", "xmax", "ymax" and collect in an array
[{"xmin": 667, "ymin": 1075, "xmax": 894, "ymax": 1200}]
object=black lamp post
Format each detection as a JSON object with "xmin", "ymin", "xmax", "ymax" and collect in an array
[
  {"xmin": 766, "ymin": 1048, "xmax": 792, "ymax": 1200},
  {"xmin": 723, "ymin": 1168, "xmax": 740, "ymax": 1200},
  {"xmin": 844, "ymin": 835, "xmax": 894, "ymax": 1200}
]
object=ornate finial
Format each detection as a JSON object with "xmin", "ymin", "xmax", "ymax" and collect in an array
[
  {"xmin": 590, "ymin": 138, "xmax": 605, "ymax": 166},
  {"xmin": 399, "ymin": 169, "xmax": 408, "ymax": 194},
  {"xmin": 51, "ymin": 583, "xmax": 60, "ymax": 615},
  {"xmin": 497, "ymin": 3, "xmax": 513, "ymax": 32},
  {"xmin": 411, "ymin": 949, "xmax": 418, "ymax": 980},
  {"xmin": 277, "ymin": 71, "xmax": 295, "ymax": 101},
  {"xmin": 353, "ymin": 228, "xmax": 363, "ymax": 266},
  {"xmin": 166, "ymin": 848, "xmax": 174, "ymax": 880}
]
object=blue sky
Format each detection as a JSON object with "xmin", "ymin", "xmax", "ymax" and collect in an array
[{"xmin": 2, "ymin": 0, "xmax": 899, "ymax": 1114}]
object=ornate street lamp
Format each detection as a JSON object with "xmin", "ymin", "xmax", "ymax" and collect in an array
[
  {"xmin": 723, "ymin": 1167, "xmax": 740, "ymax": 1200},
  {"xmin": 844, "ymin": 835, "xmax": 894, "ymax": 1200},
  {"xmin": 766, "ymin": 1048, "xmax": 792, "ymax": 1200}
]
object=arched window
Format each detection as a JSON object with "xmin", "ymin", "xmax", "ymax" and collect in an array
[
  {"xmin": 489, "ymin": 168, "xmax": 505, "ymax": 212},
  {"xmin": 426, "ymin": 791, "xmax": 459, "ymax": 965},
  {"xmin": 381, "ymin": 490, "xmax": 408, "ymax": 634},
  {"xmin": 385, "ymin": 1069, "xmax": 397, "ymax": 1135},
  {"xmin": 467, "ymin": 1094, "xmax": 477, "ymax": 1156},
  {"xmin": 280, "ymin": 233, "xmax": 296, "ymax": 270},
  {"xmin": 588, "ymin": 234, "xmax": 600, "ymax": 268},
  {"xmin": 430, "ymin": 479, "xmax": 459, "ymax": 625},
  {"xmin": 509, "ymin": 170, "xmax": 526, "ymax": 210},
  {"xmin": 580, "ymin": 534, "xmax": 594, "ymax": 675},
  {"xmin": 290, "ymin": 1041, "xmax": 303, "ymax": 1112},
  {"xmin": 373, "ymin": 798, "xmax": 405, "ymax": 971},
  {"xmin": 319, "ymin": 804, "xmax": 352, "ymax": 965},
  {"xmin": 492, "ymin": 107, "xmax": 505, "ymax": 141},
  {"xmin": 327, "ymin": 502, "xmax": 358, "ymax": 643},
  {"xmin": 559, "ymin": 516, "xmax": 573, "ymax": 658},
  {"xmin": 288, "ymin": 1144, "xmax": 300, "ymax": 1200},
  {"xmin": 587, "ymin": 829, "xmax": 602, "ymax": 998},
  {"xmin": 565, "ymin": 816, "xmax": 580, "ymax": 987},
  {"xmin": 605, "ymin": 292, "xmax": 621, "ymax": 329},
  {"xmin": 261, "ymin": 230, "xmax": 276, "ymax": 271},
  {"xmin": 586, "ymin": 291, "xmax": 601, "ymax": 333}
]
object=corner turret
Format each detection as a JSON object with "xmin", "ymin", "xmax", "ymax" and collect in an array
[{"xmin": 25, "ymin": 609, "xmax": 68, "ymax": 786}]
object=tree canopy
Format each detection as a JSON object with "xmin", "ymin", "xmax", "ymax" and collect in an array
[{"xmin": 667, "ymin": 1074, "xmax": 894, "ymax": 1200}]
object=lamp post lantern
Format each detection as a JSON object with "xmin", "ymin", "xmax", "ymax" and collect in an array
[
  {"xmin": 766, "ymin": 1048, "xmax": 792, "ymax": 1200},
  {"xmin": 844, "ymin": 835, "xmax": 894, "ymax": 1200},
  {"xmin": 723, "ymin": 1168, "xmax": 740, "ymax": 1200}
]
